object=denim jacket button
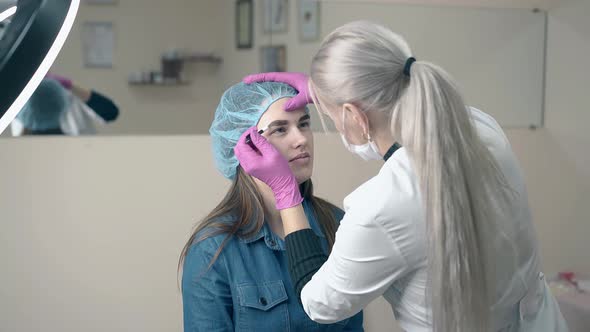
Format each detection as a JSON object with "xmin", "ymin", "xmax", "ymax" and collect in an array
[{"xmin": 259, "ymin": 297, "xmax": 268, "ymax": 306}]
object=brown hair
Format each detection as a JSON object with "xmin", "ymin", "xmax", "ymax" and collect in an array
[{"xmin": 178, "ymin": 166, "xmax": 339, "ymax": 278}]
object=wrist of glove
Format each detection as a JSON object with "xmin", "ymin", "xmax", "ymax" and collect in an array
[{"xmin": 270, "ymin": 175, "xmax": 303, "ymax": 210}]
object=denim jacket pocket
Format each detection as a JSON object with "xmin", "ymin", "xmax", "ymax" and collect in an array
[{"xmin": 236, "ymin": 280, "xmax": 290, "ymax": 331}]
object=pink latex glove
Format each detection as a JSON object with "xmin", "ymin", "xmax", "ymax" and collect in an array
[
  {"xmin": 45, "ymin": 72, "xmax": 73, "ymax": 90},
  {"xmin": 243, "ymin": 72, "xmax": 311, "ymax": 112},
  {"xmin": 234, "ymin": 126, "xmax": 303, "ymax": 210}
]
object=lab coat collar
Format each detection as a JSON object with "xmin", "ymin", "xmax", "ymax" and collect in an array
[{"xmin": 383, "ymin": 142, "xmax": 402, "ymax": 161}]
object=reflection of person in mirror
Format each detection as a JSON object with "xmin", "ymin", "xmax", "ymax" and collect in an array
[{"xmin": 12, "ymin": 73, "xmax": 119, "ymax": 136}]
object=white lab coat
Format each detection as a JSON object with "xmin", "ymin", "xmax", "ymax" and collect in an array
[
  {"xmin": 301, "ymin": 108, "xmax": 568, "ymax": 331},
  {"xmin": 10, "ymin": 91, "xmax": 105, "ymax": 136}
]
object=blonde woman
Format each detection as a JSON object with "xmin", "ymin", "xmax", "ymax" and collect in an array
[{"xmin": 235, "ymin": 21, "xmax": 568, "ymax": 332}]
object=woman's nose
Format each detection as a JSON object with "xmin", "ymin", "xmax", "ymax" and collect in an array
[{"xmin": 291, "ymin": 127, "xmax": 308, "ymax": 148}]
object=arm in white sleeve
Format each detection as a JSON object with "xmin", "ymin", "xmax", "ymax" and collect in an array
[{"xmin": 300, "ymin": 212, "xmax": 409, "ymax": 323}]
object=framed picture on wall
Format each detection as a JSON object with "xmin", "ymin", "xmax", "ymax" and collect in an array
[
  {"xmin": 263, "ymin": 0, "xmax": 288, "ymax": 33},
  {"xmin": 236, "ymin": 0, "xmax": 253, "ymax": 49},
  {"xmin": 82, "ymin": 22, "xmax": 114, "ymax": 68},
  {"xmin": 260, "ymin": 45, "xmax": 287, "ymax": 72},
  {"xmin": 298, "ymin": 0, "xmax": 320, "ymax": 42}
]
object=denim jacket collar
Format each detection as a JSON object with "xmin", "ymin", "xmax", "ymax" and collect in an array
[{"xmin": 239, "ymin": 199, "xmax": 326, "ymax": 245}]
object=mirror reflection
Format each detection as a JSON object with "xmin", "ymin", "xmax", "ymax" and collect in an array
[
  {"xmin": 10, "ymin": 74, "xmax": 119, "ymax": 135},
  {"xmin": 2, "ymin": 0, "xmax": 545, "ymax": 137}
]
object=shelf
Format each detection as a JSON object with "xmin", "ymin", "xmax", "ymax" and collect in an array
[
  {"xmin": 128, "ymin": 80, "xmax": 191, "ymax": 86},
  {"xmin": 182, "ymin": 54, "xmax": 223, "ymax": 64},
  {"xmin": 128, "ymin": 51, "xmax": 221, "ymax": 87}
]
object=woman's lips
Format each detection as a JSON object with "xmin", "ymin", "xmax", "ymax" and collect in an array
[{"xmin": 290, "ymin": 152, "xmax": 310, "ymax": 162}]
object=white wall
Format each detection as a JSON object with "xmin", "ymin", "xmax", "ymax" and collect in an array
[
  {"xmin": 322, "ymin": 0, "xmax": 558, "ymax": 10},
  {"xmin": 266, "ymin": 1, "xmax": 547, "ymax": 128},
  {"xmin": 219, "ymin": 0, "xmax": 272, "ymax": 89},
  {"xmin": 534, "ymin": 0, "xmax": 590, "ymax": 275}
]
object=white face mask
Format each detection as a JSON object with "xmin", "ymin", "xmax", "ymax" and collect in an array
[
  {"xmin": 340, "ymin": 109, "xmax": 382, "ymax": 161},
  {"xmin": 340, "ymin": 134, "xmax": 382, "ymax": 160}
]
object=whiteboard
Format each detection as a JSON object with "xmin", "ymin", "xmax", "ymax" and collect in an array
[{"xmin": 319, "ymin": 2, "xmax": 546, "ymax": 127}]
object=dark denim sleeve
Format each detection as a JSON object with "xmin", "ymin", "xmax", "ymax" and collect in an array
[
  {"xmin": 332, "ymin": 207, "xmax": 345, "ymax": 224},
  {"xmin": 286, "ymin": 228, "xmax": 327, "ymax": 299},
  {"xmin": 182, "ymin": 238, "xmax": 233, "ymax": 332},
  {"xmin": 342, "ymin": 311, "xmax": 365, "ymax": 331},
  {"xmin": 86, "ymin": 91, "xmax": 119, "ymax": 122},
  {"xmin": 285, "ymin": 206, "xmax": 347, "ymax": 299}
]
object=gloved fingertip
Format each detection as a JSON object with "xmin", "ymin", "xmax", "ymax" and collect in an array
[
  {"xmin": 251, "ymin": 133, "xmax": 271, "ymax": 154},
  {"xmin": 242, "ymin": 75, "xmax": 254, "ymax": 84},
  {"xmin": 243, "ymin": 74, "xmax": 266, "ymax": 84},
  {"xmin": 249, "ymin": 129, "xmax": 264, "ymax": 144},
  {"xmin": 248, "ymin": 125, "xmax": 259, "ymax": 135},
  {"xmin": 283, "ymin": 100, "xmax": 296, "ymax": 112},
  {"xmin": 287, "ymin": 96, "xmax": 307, "ymax": 112}
]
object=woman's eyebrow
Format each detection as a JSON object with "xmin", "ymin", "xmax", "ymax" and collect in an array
[
  {"xmin": 265, "ymin": 120, "xmax": 289, "ymax": 128},
  {"xmin": 265, "ymin": 114, "xmax": 310, "ymax": 129},
  {"xmin": 299, "ymin": 114, "xmax": 311, "ymax": 122}
]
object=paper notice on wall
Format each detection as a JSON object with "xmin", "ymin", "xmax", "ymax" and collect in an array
[{"xmin": 82, "ymin": 22, "xmax": 114, "ymax": 68}]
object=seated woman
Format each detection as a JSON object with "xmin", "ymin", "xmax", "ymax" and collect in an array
[
  {"xmin": 16, "ymin": 78, "xmax": 69, "ymax": 135},
  {"xmin": 13, "ymin": 74, "xmax": 119, "ymax": 135},
  {"xmin": 179, "ymin": 82, "xmax": 364, "ymax": 331}
]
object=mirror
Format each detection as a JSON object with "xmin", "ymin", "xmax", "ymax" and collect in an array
[
  {"xmin": 2, "ymin": 0, "xmax": 545, "ymax": 137},
  {"xmin": 3, "ymin": 0, "xmax": 241, "ymax": 136},
  {"xmin": 0, "ymin": 0, "xmax": 79, "ymax": 134},
  {"xmin": 265, "ymin": 0, "xmax": 546, "ymax": 131}
]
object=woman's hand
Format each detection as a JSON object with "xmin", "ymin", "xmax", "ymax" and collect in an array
[
  {"xmin": 45, "ymin": 72, "xmax": 72, "ymax": 90},
  {"xmin": 234, "ymin": 126, "xmax": 303, "ymax": 210},
  {"xmin": 243, "ymin": 72, "xmax": 312, "ymax": 112}
]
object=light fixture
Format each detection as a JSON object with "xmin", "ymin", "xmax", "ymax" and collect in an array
[{"xmin": 0, "ymin": 6, "xmax": 17, "ymax": 23}]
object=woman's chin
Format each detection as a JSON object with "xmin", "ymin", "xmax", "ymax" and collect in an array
[
  {"xmin": 291, "ymin": 160, "xmax": 314, "ymax": 185},
  {"xmin": 296, "ymin": 171, "xmax": 313, "ymax": 185}
]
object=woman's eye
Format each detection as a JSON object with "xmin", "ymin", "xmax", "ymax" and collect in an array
[
  {"xmin": 299, "ymin": 121, "xmax": 311, "ymax": 129},
  {"xmin": 270, "ymin": 127, "xmax": 287, "ymax": 135}
]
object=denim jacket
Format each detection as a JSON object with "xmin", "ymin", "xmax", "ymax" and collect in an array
[{"xmin": 182, "ymin": 199, "xmax": 364, "ymax": 332}]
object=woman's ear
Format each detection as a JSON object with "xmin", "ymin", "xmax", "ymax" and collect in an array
[{"xmin": 342, "ymin": 103, "xmax": 369, "ymax": 135}]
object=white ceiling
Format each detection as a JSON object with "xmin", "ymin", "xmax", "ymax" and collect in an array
[{"xmin": 323, "ymin": 0, "xmax": 566, "ymax": 11}]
